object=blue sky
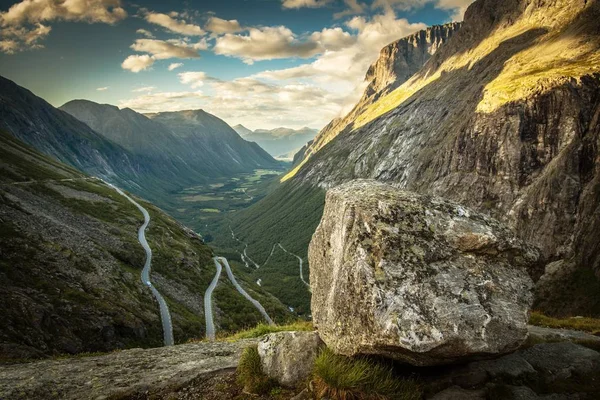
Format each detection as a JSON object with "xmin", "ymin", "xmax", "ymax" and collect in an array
[{"xmin": 0, "ymin": 0, "xmax": 472, "ymax": 129}]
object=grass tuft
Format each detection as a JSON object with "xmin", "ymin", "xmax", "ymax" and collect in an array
[
  {"xmin": 225, "ymin": 321, "xmax": 313, "ymax": 341},
  {"xmin": 313, "ymin": 348, "xmax": 421, "ymax": 400},
  {"xmin": 236, "ymin": 345, "xmax": 276, "ymax": 394},
  {"xmin": 529, "ymin": 311, "xmax": 600, "ymax": 335}
]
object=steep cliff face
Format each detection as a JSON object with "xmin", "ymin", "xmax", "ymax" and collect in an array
[
  {"xmin": 292, "ymin": 22, "xmax": 462, "ymax": 172},
  {"xmin": 362, "ymin": 22, "xmax": 463, "ymax": 102}
]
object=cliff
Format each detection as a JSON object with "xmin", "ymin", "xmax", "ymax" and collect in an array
[{"xmin": 295, "ymin": 22, "xmax": 462, "ymax": 169}]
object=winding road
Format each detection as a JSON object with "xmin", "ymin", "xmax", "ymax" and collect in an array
[
  {"xmin": 217, "ymin": 257, "xmax": 274, "ymax": 326},
  {"xmin": 277, "ymin": 244, "xmax": 310, "ymax": 287},
  {"xmin": 203, "ymin": 258, "xmax": 222, "ymax": 341},
  {"xmin": 108, "ymin": 183, "xmax": 174, "ymax": 346},
  {"xmin": 229, "ymin": 226, "xmax": 260, "ymax": 269},
  {"xmin": 203, "ymin": 256, "xmax": 274, "ymax": 339}
]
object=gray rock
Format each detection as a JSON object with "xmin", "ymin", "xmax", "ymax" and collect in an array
[
  {"xmin": 257, "ymin": 331, "xmax": 323, "ymax": 387},
  {"xmin": 520, "ymin": 342, "xmax": 600, "ymax": 382},
  {"xmin": 429, "ymin": 386, "xmax": 485, "ymax": 400},
  {"xmin": 309, "ymin": 180, "xmax": 537, "ymax": 365},
  {"xmin": 0, "ymin": 339, "xmax": 257, "ymax": 400},
  {"xmin": 528, "ymin": 324, "xmax": 600, "ymax": 346}
]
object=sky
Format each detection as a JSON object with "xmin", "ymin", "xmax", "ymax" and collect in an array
[{"xmin": 0, "ymin": 0, "xmax": 473, "ymax": 130}]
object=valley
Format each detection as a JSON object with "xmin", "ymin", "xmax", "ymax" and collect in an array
[
  {"xmin": 165, "ymin": 167, "xmax": 287, "ymax": 234},
  {"xmin": 0, "ymin": 1, "xmax": 599, "ymax": 398}
]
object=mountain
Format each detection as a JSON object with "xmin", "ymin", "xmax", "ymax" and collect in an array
[
  {"xmin": 294, "ymin": 22, "xmax": 462, "ymax": 168},
  {"xmin": 233, "ymin": 124, "xmax": 253, "ymax": 137},
  {"xmin": 232, "ymin": 126, "xmax": 318, "ymax": 160},
  {"xmin": 218, "ymin": 0, "xmax": 600, "ymax": 317},
  {"xmin": 0, "ymin": 76, "xmax": 142, "ymax": 188},
  {"xmin": 60, "ymin": 101, "xmax": 280, "ymax": 180},
  {"xmin": 0, "ymin": 129, "xmax": 288, "ymax": 360},
  {"xmin": 0, "ymin": 77, "xmax": 212, "ymax": 207}
]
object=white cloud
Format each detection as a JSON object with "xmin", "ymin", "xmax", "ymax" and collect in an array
[
  {"xmin": 0, "ymin": 39, "xmax": 19, "ymax": 54},
  {"xmin": 0, "ymin": 0, "xmax": 127, "ymax": 25},
  {"xmin": 119, "ymin": 91, "xmax": 206, "ymax": 113},
  {"xmin": 145, "ymin": 12, "xmax": 205, "ymax": 36},
  {"xmin": 0, "ymin": 0, "xmax": 126, "ymax": 53},
  {"xmin": 334, "ymin": 0, "xmax": 367, "ymax": 18},
  {"xmin": 213, "ymin": 26, "xmax": 322, "ymax": 64},
  {"xmin": 205, "ymin": 17, "xmax": 242, "ymax": 34},
  {"xmin": 121, "ymin": 54, "xmax": 155, "ymax": 72},
  {"xmin": 373, "ymin": 0, "xmax": 473, "ymax": 21},
  {"xmin": 132, "ymin": 86, "xmax": 156, "ymax": 92},
  {"xmin": 168, "ymin": 62, "xmax": 184, "ymax": 71},
  {"xmin": 130, "ymin": 38, "xmax": 206, "ymax": 60},
  {"xmin": 282, "ymin": 0, "xmax": 332, "ymax": 9},
  {"xmin": 310, "ymin": 27, "xmax": 356, "ymax": 51},
  {"xmin": 96, "ymin": 87, "xmax": 109, "ymax": 91},
  {"xmin": 178, "ymin": 71, "xmax": 209, "ymax": 89},
  {"xmin": 253, "ymin": 12, "xmax": 426, "ymax": 120},
  {"xmin": 136, "ymin": 28, "xmax": 154, "ymax": 38}
]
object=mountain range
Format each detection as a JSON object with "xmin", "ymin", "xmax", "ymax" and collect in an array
[
  {"xmin": 232, "ymin": 125, "xmax": 318, "ymax": 161},
  {"xmin": 0, "ymin": 77, "xmax": 279, "ymax": 212},
  {"xmin": 221, "ymin": 0, "xmax": 600, "ymax": 318}
]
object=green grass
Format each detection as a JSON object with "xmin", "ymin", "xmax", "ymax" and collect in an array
[
  {"xmin": 225, "ymin": 321, "xmax": 313, "ymax": 341},
  {"xmin": 236, "ymin": 345, "xmax": 276, "ymax": 394},
  {"xmin": 210, "ymin": 181, "xmax": 325, "ymax": 315},
  {"xmin": 529, "ymin": 311, "xmax": 600, "ymax": 335},
  {"xmin": 313, "ymin": 348, "xmax": 422, "ymax": 400}
]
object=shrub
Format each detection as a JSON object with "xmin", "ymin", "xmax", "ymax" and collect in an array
[
  {"xmin": 226, "ymin": 321, "xmax": 313, "ymax": 341},
  {"xmin": 313, "ymin": 348, "xmax": 421, "ymax": 400},
  {"xmin": 529, "ymin": 311, "xmax": 600, "ymax": 335},
  {"xmin": 236, "ymin": 345, "xmax": 275, "ymax": 394}
]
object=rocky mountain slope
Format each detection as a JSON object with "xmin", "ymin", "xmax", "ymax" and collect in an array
[
  {"xmin": 60, "ymin": 100, "xmax": 279, "ymax": 182},
  {"xmin": 221, "ymin": 0, "xmax": 600, "ymax": 317},
  {"xmin": 290, "ymin": 22, "xmax": 462, "ymax": 173},
  {"xmin": 0, "ymin": 76, "xmax": 143, "ymax": 190},
  {"xmin": 232, "ymin": 125, "xmax": 318, "ymax": 160},
  {"xmin": 145, "ymin": 110, "xmax": 278, "ymax": 174},
  {"xmin": 232, "ymin": 124, "xmax": 253, "ymax": 137},
  {"xmin": 0, "ymin": 130, "xmax": 288, "ymax": 360}
]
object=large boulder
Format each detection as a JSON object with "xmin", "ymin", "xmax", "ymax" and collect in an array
[
  {"xmin": 257, "ymin": 331, "xmax": 323, "ymax": 387},
  {"xmin": 309, "ymin": 180, "xmax": 539, "ymax": 366}
]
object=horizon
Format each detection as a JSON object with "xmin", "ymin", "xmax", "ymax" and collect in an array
[{"xmin": 0, "ymin": 0, "xmax": 472, "ymax": 130}]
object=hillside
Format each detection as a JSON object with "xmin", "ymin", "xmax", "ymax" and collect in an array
[
  {"xmin": 0, "ymin": 130, "xmax": 288, "ymax": 360},
  {"xmin": 218, "ymin": 0, "xmax": 600, "ymax": 317},
  {"xmin": 232, "ymin": 126, "xmax": 318, "ymax": 160},
  {"xmin": 61, "ymin": 100, "xmax": 280, "ymax": 184}
]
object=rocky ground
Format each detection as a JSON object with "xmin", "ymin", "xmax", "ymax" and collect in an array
[
  {"xmin": 0, "ymin": 326, "xmax": 598, "ymax": 400},
  {"xmin": 0, "ymin": 339, "xmax": 258, "ymax": 400}
]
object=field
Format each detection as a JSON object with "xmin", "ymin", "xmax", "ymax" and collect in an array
[{"xmin": 166, "ymin": 168, "xmax": 287, "ymax": 234}]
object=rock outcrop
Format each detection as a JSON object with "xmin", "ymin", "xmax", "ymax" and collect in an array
[
  {"xmin": 427, "ymin": 341, "xmax": 600, "ymax": 399},
  {"xmin": 309, "ymin": 180, "xmax": 537, "ymax": 366},
  {"xmin": 0, "ymin": 339, "xmax": 257, "ymax": 400},
  {"xmin": 257, "ymin": 331, "xmax": 323, "ymax": 387}
]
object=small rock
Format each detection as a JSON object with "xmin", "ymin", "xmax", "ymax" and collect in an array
[
  {"xmin": 429, "ymin": 386, "xmax": 485, "ymax": 399},
  {"xmin": 520, "ymin": 342, "xmax": 600, "ymax": 382},
  {"xmin": 257, "ymin": 331, "xmax": 323, "ymax": 388},
  {"xmin": 290, "ymin": 388, "xmax": 311, "ymax": 400}
]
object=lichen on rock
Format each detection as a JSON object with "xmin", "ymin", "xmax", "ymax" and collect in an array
[
  {"xmin": 309, "ymin": 180, "xmax": 538, "ymax": 366},
  {"xmin": 257, "ymin": 331, "xmax": 323, "ymax": 388}
]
